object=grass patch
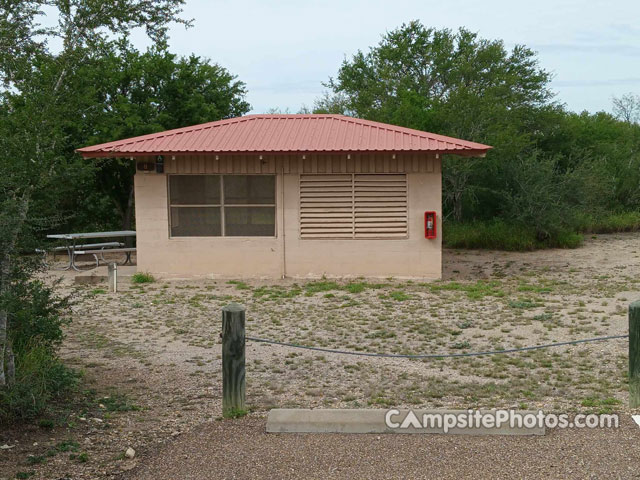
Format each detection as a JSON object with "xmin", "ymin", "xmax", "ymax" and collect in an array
[
  {"xmin": 429, "ymin": 280, "xmax": 505, "ymax": 299},
  {"xmin": 304, "ymin": 280, "xmax": 341, "ymax": 295},
  {"xmin": 26, "ymin": 455, "xmax": 46, "ymax": 465},
  {"xmin": 344, "ymin": 282, "xmax": 366, "ymax": 294},
  {"xmin": 223, "ymin": 407, "xmax": 248, "ymax": 419},
  {"xmin": 388, "ymin": 290, "xmax": 411, "ymax": 301},
  {"xmin": 37, "ymin": 419, "xmax": 55, "ymax": 429},
  {"xmin": 444, "ymin": 220, "xmax": 583, "ymax": 251},
  {"xmin": 508, "ymin": 298, "xmax": 539, "ymax": 309},
  {"xmin": 253, "ymin": 285, "xmax": 301, "ymax": 299},
  {"xmin": 576, "ymin": 211, "xmax": 640, "ymax": 234},
  {"xmin": 53, "ymin": 439, "xmax": 80, "ymax": 452},
  {"xmin": 101, "ymin": 393, "xmax": 140, "ymax": 412},
  {"xmin": 131, "ymin": 272, "xmax": 155, "ymax": 284},
  {"xmin": 227, "ymin": 280, "xmax": 251, "ymax": 290}
]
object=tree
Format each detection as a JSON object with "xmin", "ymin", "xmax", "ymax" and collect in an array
[
  {"xmin": 316, "ymin": 21, "xmax": 558, "ymax": 221},
  {"xmin": 612, "ymin": 93, "xmax": 640, "ymax": 124},
  {"xmin": 0, "ymin": 0, "xmax": 189, "ymax": 387},
  {"xmin": 65, "ymin": 42, "xmax": 250, "ymax": 230}
]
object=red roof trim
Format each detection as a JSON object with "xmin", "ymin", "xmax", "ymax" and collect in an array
[{"xmin": 76, "ymin": 114, "xmax": 492, "ymax": 157}]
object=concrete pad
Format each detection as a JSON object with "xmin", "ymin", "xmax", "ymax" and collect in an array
[
  {"xmin": 266, "ymin": 409, "xmax": 545, "ymax": 436},
  {"xmin": 73, "ymin": 265, "xmax": 137, "ymax": 285}
]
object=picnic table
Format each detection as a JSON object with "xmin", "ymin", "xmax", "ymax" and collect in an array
[{"xmin": 46, "ymin": 231, "xmax": 137, "ymax": 271}]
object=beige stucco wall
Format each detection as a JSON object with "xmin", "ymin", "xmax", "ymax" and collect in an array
[{"xmin": 134, "ymin": 154, "xmax": 442, "ymax": 279}]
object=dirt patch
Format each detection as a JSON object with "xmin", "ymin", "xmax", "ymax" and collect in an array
[{"xmin": 1, "ymin": 232, "xmax": 639, "ymax": 479}]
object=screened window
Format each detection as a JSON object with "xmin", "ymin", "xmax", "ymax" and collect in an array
[{"xmin": 169, "ymin": 175, "xmax": 276, "ymax": 237}]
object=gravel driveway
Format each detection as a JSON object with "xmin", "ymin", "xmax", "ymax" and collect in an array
[{"xmin": 125, "ymin": 416, "xmax": 640, "ymax": 480}]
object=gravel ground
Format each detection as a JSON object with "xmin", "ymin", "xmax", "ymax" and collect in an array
[
  {"xmin": 126, "ymin": 416, "xmax": 640, "ymax": 480},
  {"xmin": 2, "ymin": 232, "xmax": 639, "ymax": 479}
]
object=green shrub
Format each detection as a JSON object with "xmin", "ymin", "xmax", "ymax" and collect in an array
[
  {"xmin": 0, "ymin": 343, "xmax": 79, "ymax": 422},
  {"xmin": 131, "ymin": 272, "xmax": 155, "ymax": 284},
  {"xmin": 5, "ymin": 279, "xmax": 69, "ymax": 354}
]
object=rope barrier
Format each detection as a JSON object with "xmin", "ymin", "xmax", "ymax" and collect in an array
[{"xmin": 245, "ymin": 334, "xmax": 629, "ymax": 359}]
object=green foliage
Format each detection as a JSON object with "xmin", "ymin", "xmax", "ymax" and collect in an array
[
  {"xmin": 53, "ymin": 440, "xmax": 80, "ymax": 453},
  {"xmin": 344, "ymin": 282, "xmax": 366, "ymax": 293},
  {"xmin": 575, "ymin": 212, "xmax": 640, "ymax": 234},
  {"xmin": 223, "ymin": 407, "xmax": 248, "ymax": 419},
  {"xmin": 388, "ymin": 291, "xmax": 410, "ymax": 302},
  {"xmin": 4, "ymin": 279, "xmax": 69, "ymax": 354},
  {"xmin": 444, "ymin": 220, "xmax": 583, "ymax": 250},
  {"xmin": 72, "ymin": 452, "xmax": 89, "ymax": 463},
  {"xmin": 131, "ymin": 272, "xmax": 155, "ymax": 284},
  {"xmin": 0, "ymin": 0, "xmax": 191, "ymax": 422},
  {"xmin": 318, "ymin": 21, "xmax": 640, "ymax": 248},
  {"xmin": 304, "ymin": 280, "xmax": 341, "ymax": 295},
  {"xmin": 101, "ymin": 393, "xmax": 140, "ymax": 412},
  {"xmin": 0, "ymin": 343, "xmax": 79, "ymax": 422},
  {"xmin": 227, "ymin": 280, "xmax": 251, "ymax": 290},
  {"xmin": 429, "ymin": 280, "xmax": 505, "ymax": 299}
]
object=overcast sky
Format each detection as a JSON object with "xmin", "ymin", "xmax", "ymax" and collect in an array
[{"xmin": 129, "ymin": 0, "xmax": 640, "ymax": 115}]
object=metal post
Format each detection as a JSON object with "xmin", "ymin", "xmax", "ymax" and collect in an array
[
  {"xmin": 630, "ymin": 301, "xmax": 640, "ymax": 408},
  {"xmin": 222, "ymin": 303, "xmax": 246, "ymax": 417},
  {"xmin": 108, "ymin": 262, "xmax": 118, "ymax": 293}
]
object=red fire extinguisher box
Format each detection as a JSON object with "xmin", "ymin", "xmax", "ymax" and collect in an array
[{"xmin": 425, "ymin": 211, "xmax": 437, "ymax": 239}]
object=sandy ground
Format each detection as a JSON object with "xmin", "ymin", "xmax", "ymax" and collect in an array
[{"xmin": 1, "ymin": 232, "xmax": 640, "ymax": 479}]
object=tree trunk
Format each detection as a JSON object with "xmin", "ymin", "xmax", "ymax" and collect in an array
[
  {"xmin": 453, "ymin": 192, "xmax": 463, "ymax": 221},
  {"xmin": 0, "ymin": 309, "xmax": 6, "ymax": 387},
  {"xmin": 5, "ymin": 342, "xmax": 14, "ymax": 385},
  {"xmin": 0, "ymin": 190, "xmax": 32, "ymax": 387}
]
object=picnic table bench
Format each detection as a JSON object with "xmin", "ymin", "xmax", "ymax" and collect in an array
[{"xmin": 45, "ymin": 231, "xmax": 136, "ymax": 271}]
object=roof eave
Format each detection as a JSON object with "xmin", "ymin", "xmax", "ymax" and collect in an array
[{"xmin": 76, "ymin": 148, "xmax": 491, "ymax": 159}]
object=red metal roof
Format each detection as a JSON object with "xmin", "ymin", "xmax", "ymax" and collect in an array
[{"xmin": 77, "ymin": 114, "xmax": 491, "ymax": 157}]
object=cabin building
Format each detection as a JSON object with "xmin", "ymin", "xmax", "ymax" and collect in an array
[{"xmin": 77, "ymin": 114, "xmax": 491, "ymax": 279}]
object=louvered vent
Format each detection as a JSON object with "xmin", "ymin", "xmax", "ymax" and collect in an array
[{"xmin": 300, "ymin": 174, "xmax": 408, "ymax": 239}]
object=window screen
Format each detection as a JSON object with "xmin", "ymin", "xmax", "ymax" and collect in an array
[
  {"xmin": 170, "ymin": 207, "xmax": 222, "ymax": 236},
  {"xmin": 225, "ymin": 207, "xmax": 276, "ymax": 236},
  {"xmin": 299, "ymin": 174, "xmax": 408, "ymax": 239},
  {"xmin": 169, "ymin": 175, "xmax": 220, "ymax": 205},
  {"xmin": 169, "ymin": 175, "xmax": 276, "ymax": 237},
  {"xmin": 223, "ymin": 175, "xmax": 275, "ymax": 204}
]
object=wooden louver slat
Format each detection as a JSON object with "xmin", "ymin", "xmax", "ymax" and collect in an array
[{"xmin": 300, "ymin": 174, "xmax": 407, "ymax": 239}]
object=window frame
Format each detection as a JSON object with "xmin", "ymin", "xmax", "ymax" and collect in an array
[{"xmin": 167, "ymin": 174, "xmax": 277, "ymax": 238}]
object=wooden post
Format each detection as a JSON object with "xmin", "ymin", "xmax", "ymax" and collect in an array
[
  {"xmin": 107, "ymin": 263, "xmax": 118, "ymax": 293},
  {"xmin": 222, "ymin": 303, "xmax": 246, "ymax": 416},
  {"xmin": 630, "ymin": 301, "xmax": 640, "ymax": 408}
]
